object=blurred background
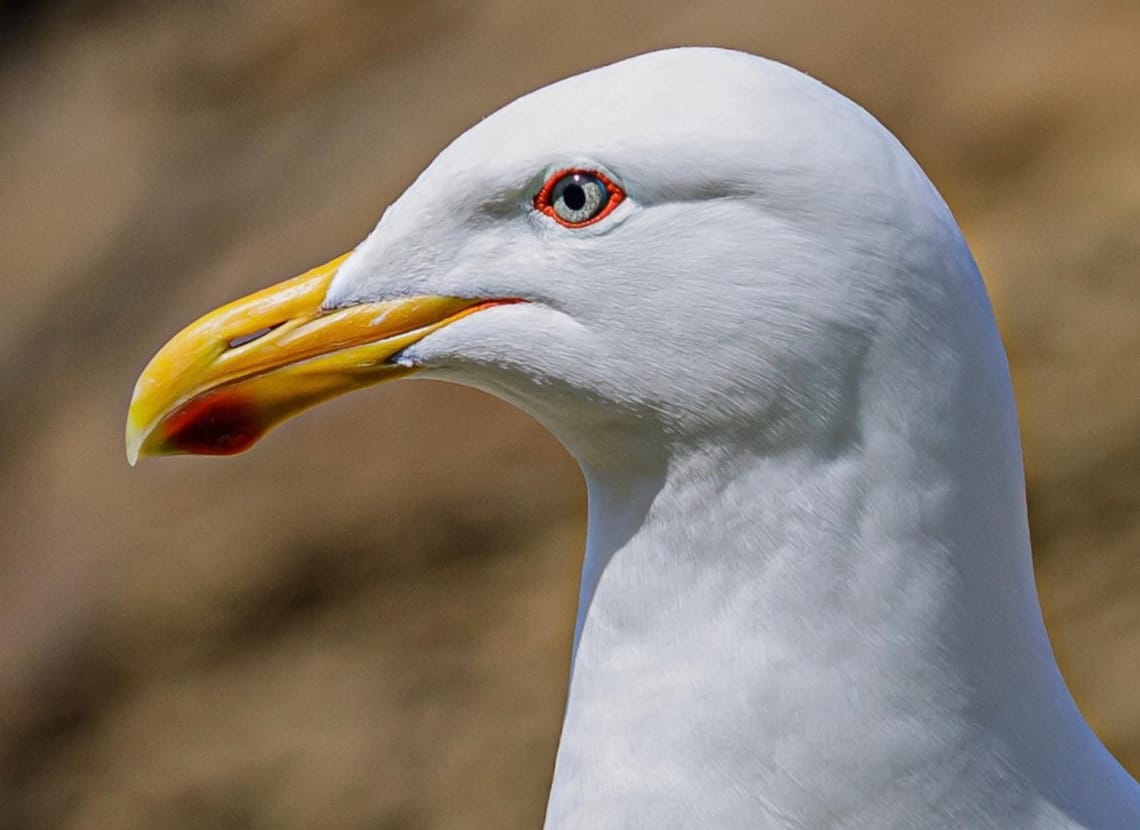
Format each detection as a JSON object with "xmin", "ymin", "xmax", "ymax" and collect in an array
[{"xmin": 0, "ymin": 1, "xmax": 1137, "ymax": 827}]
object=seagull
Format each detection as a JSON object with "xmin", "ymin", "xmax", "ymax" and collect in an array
[{"xmin": 125, "ymin": 47, "xmax": 1138, "ymax": 828}]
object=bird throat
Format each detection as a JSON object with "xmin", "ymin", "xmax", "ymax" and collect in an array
[{"xmin": 544, "ymin": 436, "xmax": 1103, "ymax": 828}]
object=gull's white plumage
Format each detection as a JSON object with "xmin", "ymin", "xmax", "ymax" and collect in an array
[{"xmin": 326, "ymin": 48, "xmax": 1139, "ymax": 828}]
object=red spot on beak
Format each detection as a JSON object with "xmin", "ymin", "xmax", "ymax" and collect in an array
[{"xmin": 159, "ymin": 391, "xmax": 265, "ymax": 456}]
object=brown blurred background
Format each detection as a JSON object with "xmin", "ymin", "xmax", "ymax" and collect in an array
[{"xmin": 0, "ymin": 1, "xmax": 1137, "ymax": 828}]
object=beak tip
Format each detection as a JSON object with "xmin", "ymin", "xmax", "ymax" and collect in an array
[
  {"xmin": 124, "ymin": 414, "xmax": 149, "ymax": 467},
  {"xmin": 125, "ymin": 437, "xmax": 141, "ymax": 467}
]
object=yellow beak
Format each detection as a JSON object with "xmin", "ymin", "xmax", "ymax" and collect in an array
[{"xmin": 125, "ymin": 252, "xmax": 517, "ymax": 464}]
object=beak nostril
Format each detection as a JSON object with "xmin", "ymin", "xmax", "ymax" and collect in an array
[{"xmin": 227, "ymin": 325, "xmax": 279, "ymax": 350}]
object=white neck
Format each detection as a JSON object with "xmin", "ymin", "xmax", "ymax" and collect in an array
[{"xmin": 541, "ymin": 324, "xmax": 1138, "ymax": 829}]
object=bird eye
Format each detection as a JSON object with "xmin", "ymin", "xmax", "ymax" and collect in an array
[{"xmin": 535, "ymin": 169, "xmax": 624, "ymax": 227}]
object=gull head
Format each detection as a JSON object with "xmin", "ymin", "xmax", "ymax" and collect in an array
[{"xmin": 127, "ymin": 47, "xmax": 985, "ymax": 469}]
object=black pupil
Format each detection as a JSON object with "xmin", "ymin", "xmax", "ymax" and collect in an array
[{"xmin": 562, "ymin": 182, "xmax": 587, "ymax": 211}]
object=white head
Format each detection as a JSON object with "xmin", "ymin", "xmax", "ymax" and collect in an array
[
  {"xmin": 323, "ymin": 47, "xmax": 993, "ymax": 469},
  {"xmin": 128, "ymin": 47, "xmax": 1001, "ymax": 475}
]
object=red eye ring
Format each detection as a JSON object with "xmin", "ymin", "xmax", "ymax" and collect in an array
[{"xmin": 534, "ymin": 169, "xmax": 625, "ymax": 228}]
